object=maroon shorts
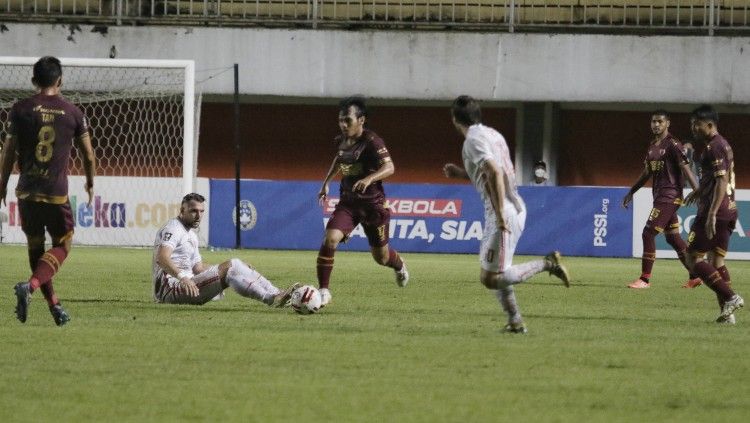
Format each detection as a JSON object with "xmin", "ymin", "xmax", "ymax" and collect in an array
[
  {"xmin": 688, "ymin": 214, "xmax": 736, "ymax": 257},
  {"xmin": 645, "ymin": 202, "xmax": 681, "ymax": 233},
  {"xmin": 326, "ymin": 200, "xmax": 390, "ymax": 247},
  {"xmin": 18, "ymin": 199, "xmax": 75, "ymax": 243}
]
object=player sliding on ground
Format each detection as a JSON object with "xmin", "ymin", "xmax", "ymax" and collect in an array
[
  {"xmin": 153, "ymin": 193, "xmax": 299, "ymax": 306},
  {"xmin": 443, "ymin": 96, "xmax": 570, "ymax": 334}
]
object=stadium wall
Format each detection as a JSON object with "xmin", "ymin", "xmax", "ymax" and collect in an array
[{"xmin": 1, "ymin": 24, "xmax": 749, "ymax": 103}]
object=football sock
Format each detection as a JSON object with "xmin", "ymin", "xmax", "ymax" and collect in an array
[
  {"xmin": 641, "ymin": 229, "xmax": 657, "ymax": 276},
  {"xmin": 39, "ymin": 283, "xmax": 59, "ymax": 307},
  {"xmin": 26, "ymin": 245, "xmax": 45, "ymax": 294},
  {"xmin": 495, "ymin": 286, "xmax": 522, "ymax": 323},
  {"xmin": 317, "ymin": 244, "xmax": 335, "ymax": 289},
  {"xmin": 693, "ymin": 261, "xmax": 734, "ymax": 302},
  {"xmin": 227, "ymin": 259, "xmax": 278, "ymax": 304},
  {"xmin": 384, "ymin": 248, "xmax": 404, "ymax": 271},
  {"xmin": 498, "ymin": 260, "xmax": 546, "ymax": 287},
  {"xmin": 29, "ymin": 247, "xmax": 68, "ymax": 291},
  {"xmin": 666, "ymin": 233, "xmax": 694, "ymax": 276},
  {"xmin": 717, "ymin": 265, "xmax": 732, "ymax": 309}
]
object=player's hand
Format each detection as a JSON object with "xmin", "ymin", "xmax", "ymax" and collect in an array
[
  {"xmin": 684, "ymin": 190, "xmax": 698, "ymax": 206},
  {"xmin": 318, "ymin": 185, "xmax": 329, "ymax": 206},
  {"xmin": 622, "ymin": 193, "xmax": 632, "ymax": 209},
  {"xmin": 705, "ymin": 214, "xmax": 717, "ymax": 240},
  {"xmin": 496, "ymin": 215, "xmax": 509, "ymax": 233},
  {"xmin": 353, "ymin": 177, "xmax": 372, "ymax": 193},
  {"xmin": 84, "ymin": 182, "xmax": 94, "ymax": 206},
  {"xmin": 443, "ymin": 163, "xmax": 462, "ymax": 179},
  {"xmin": 178, "ymin": 277, "xmax": 199, "ymax": 297}
]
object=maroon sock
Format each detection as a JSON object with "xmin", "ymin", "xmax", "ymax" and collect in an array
[
  {"xmin": 641, "ymin": 231, "xmax": 656, "ymax": 276},
  {"xmin": 693, "ymin": 261, "xmax": 734, "ymax": 302},
  {"xmin": 316, "ymin": 244, "xmax": 335, "ymax": 289},
  {"xmin": 666, "ymin": 233, "xmax": 694, "ymax": 277},
  {"xmin": 384, "ymin": 248, "xmax": 404, "ymax": 271},
  {"xmin": 30, "ymin": 246, "xmax": 68, "ymax": 288},
  {"xmin": 39, "ymin": 283, "xmax": 59, "ymax": 307},
  {"xmin": 717, "ymin": 265, "xmax": 732, "ymax": 308},
  {"xmin": 27, "ymin": 246, "xmax": 45, "ymax": 293}
]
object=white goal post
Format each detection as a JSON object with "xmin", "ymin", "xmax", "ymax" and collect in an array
[{"xmin": 0, "ymin": 57, "xmax": 205, "ymax": 246}]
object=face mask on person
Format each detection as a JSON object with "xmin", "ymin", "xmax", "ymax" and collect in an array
[{"xmin": 534, "ymin": 168, "xmax": 547, "ymax": 178}]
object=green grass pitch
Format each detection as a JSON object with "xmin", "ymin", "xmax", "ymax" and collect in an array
[{"xmin": 1, "ymin": 245, "xmax": 749, "ymax": 422}]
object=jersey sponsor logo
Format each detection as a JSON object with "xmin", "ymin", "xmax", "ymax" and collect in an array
[
  {"xmin": 232, "ymin": 200, "xmax": 257, "ymax": 231},
  {"xmin": 593, "ymin": 198, "xmax": 609, "ymax": 247},
  {"xmin": 323, "ymin": 198, "xmax": 462, "ymax": 218}
]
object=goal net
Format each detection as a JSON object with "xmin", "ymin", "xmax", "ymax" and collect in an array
[{"xmin": 0, "ymin": 57, "xmax": 204, "ymax": 246}]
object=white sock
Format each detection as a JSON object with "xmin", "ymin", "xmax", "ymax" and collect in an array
[
  {"xmin": 498, "ymin": 259, "xmax": 546, "ymax": 287},
  {"xmin": 495, "ymin": 286, "xmax": 522, "ymax": 323},
  {"xmin": 227, "ymin": 258, "xmax": 280, "ymax": 304}
]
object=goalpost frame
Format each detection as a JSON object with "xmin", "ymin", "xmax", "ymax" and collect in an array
[{"xmin": 0, "ymin": 57, "xmax": 197, "ymax": 195}]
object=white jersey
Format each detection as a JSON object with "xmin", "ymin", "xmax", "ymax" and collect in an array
[
  {"xmin": 152, "ymin": 218, "xmax": 202, "ymax": 282},
  {"xmin": 462, "ymin": 123, "xmax": 524, "ymax": 212}
]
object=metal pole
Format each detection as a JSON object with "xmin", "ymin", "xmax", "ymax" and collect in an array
[
  {"xmin": 312, "ymin": 0, "xmax": 318, "ymax": 29},
  {"xmin": 708, "ymin": 0, "xmax": 715, "ymax": 36},
  {"xmin": 233, "ymin": 63, "xmax": 241, "ymax": 249},
  {"xmin": 509, "ymin": 0, "xmax": 515, "ymax": 33},
  {"xmin": 116, "ymin": 0, "xmax": 122, "ymax": 25}
]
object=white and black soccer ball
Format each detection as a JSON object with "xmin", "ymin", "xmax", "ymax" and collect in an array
[{"xmin": 290, "ymin": 285, "xmax": 322, "ymax": 315}]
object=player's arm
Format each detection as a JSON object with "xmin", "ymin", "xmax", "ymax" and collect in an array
[
  {"xmin": 318, "ymin": 155, "xmax": 340, "ymax": 205},
  {"xmin": 442, "ymin": 163, "xmax": 470, "ymax": 180},
  {"xmin": 705, "ymin": 172, "xmax": 728, "ymax": 240},
  {"xmin": 481, "ymin": 159, "xmax": 507, "ymax": 231},
  {"xmin": 74, "ymin": 132, "xmax": 96, "ymax": 206},
  {"xmin": 0, "ymin": 134, "xmax": 18, "ymax": 207},
  {"xmin": 156, "ymin": 244, "xmax": 199, "ymax": 297},
  {"xmin": 680, "ymin": 162, "xmax": 699, "ymax": 191},
  {"xmin": 622, "ymin": 163, "xmax": 650, "ymax": 209},
  {"xmin": 353, "ymin": 159, "xmax": 394, "ymax": 193}
]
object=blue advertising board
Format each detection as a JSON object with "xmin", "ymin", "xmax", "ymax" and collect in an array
[{"xmin": 209, "ymin": 180, "xmax": 632, "ymax": 257}]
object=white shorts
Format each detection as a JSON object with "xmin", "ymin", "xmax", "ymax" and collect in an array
[
  {"xmin": 480, "ymin": 204, "xmax": 526, "ymax": 273},
  {"xmin": 154, "ymin": 265, "xmax": 225, "ymax": 305}
]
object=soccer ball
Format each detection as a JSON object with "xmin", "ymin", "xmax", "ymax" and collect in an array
[{"xmin": 290, "ymin": 285, "xmax": 322, "ymax": 315}]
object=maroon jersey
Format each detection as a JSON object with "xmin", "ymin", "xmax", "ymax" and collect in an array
[
  {"xmin": 697, "ymin": 133, "xmax": 737, "ymax": 220},
  {"xmin": 8, "ymin": 93, "xmax": 88, "ymax": 204},
  {"xmin": 335, "ymin": 129, "xmax": 392, "ymax": 203},
  {"xmin": 645, "ymin": 133, "xmax": 689, "ymax": 204}
]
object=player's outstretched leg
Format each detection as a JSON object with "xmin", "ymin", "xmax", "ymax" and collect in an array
[
  {"xmin": 14, "ymin": 282, "xmax": 31, "ymax": 323},
  {"xmin": 225, "ymin": 258, "xmax": 294, "ymax": 307},
  {"xmin": 387, "ymin": 249, "xmax": 409, "ymax": 287},
  {"xmin": 544, "ymin": 251, "xmax": 571, "ymax": 287}
]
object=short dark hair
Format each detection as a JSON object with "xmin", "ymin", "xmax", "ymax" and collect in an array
[
  {"xmin": 652, "ymin": 109, "xmax": 670, "ymax": 120},
  {"xmin": 181, "ymin": 193, "xmax": 205, "ymax": 205},
  {"xmin": 451, "ymin": 95, "xmax": 482, "ymax": 126},
  {"xmin": 339, "ymin": 96, "xmax": 368, "ymax": 119},
  {"xmin": 534, "ymin": 160, "xmax": 547, "ymax": 169},
  {"xmin": 32, "ymin": 56, "xmax": 63, "ymax": 88},
  {"xmin": 691, "ymin": 104, "xmax": 719, "ymax": 124}
]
